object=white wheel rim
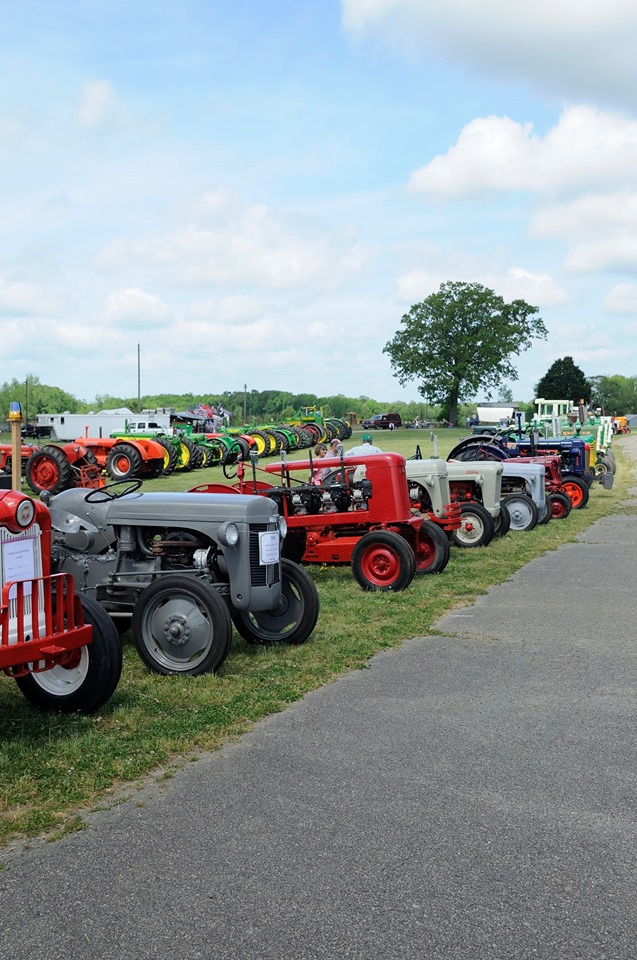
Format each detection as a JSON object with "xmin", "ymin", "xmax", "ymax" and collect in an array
[{"xmin": 30, "ymin": 647, "xmax": 90, "ymax": 696}]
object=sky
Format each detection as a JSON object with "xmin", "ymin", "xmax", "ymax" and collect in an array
[{"xmin": 2, "ymin": 0, "xmax": 637, "ymax": 406}]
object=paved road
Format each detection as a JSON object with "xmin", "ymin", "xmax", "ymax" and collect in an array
[{"xmin": 1, "ymin": 439, "xmax": 635, "ymax": 960}]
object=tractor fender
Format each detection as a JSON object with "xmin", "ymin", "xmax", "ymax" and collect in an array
[
  {"xmin": 116, "ymin": 438, "xmax": 166, "ymax": 460},
  {"xmin": 59, "ymin": 442, "xmax": 95, "ymax": 465}
]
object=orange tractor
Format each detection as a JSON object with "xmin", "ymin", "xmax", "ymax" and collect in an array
[{"xmin": 25, "ymin": 437, "xmax": 166, "ymax": 494}]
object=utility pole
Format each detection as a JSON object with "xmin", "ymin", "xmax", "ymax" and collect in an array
[
  {"xmin": 243, "ymin": 383, "xmax": 247, "ymax": 424},
  {"xmin": 137, "ymin": 343, "xmax": 141, "ymax": 413}
]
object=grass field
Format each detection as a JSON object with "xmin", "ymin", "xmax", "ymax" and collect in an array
[{"xmin": 0, "ymin": 427, "xmax": 631, "ymax": 851}]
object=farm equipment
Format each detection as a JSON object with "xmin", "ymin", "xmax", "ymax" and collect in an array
[
  {"xmin": 0, "ymin": 486, "xmax": 122, "ymax": 711},
  {"xmin": 0, "ymin": 442, "xmax": 40, "ymax": 477},
  {"xmin": 43, "ymin": 479, "xmax": 318, "ymax": 675},
  {"xmin": 25, "ymin": 442, "xmax": 104, "ymax": 495},
  {"xmin": 447, "ymin": 433, "xmax": 611, "ymax": 509},
  {"xmin": 25, "ymin": 437, "xmax": 166, "ymax": 493},
  {"xmin": 191, "ymin": 451, "xmax": 453, "ymax": 590},
  {"xmin": 408, "ymin": 443, "xmax": 509, "ymax": 546},
  {"xmin": 443, "ymin": 460, "xmax": 509, "ymax": 546},
  {"xmin": 613, "ymin": 416, "xmax": 631, "ymax": 435}
]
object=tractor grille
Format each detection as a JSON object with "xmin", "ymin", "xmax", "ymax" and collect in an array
[{"xmin": 249, "ymin": 523, "xmax": 281, "ymax": 586}]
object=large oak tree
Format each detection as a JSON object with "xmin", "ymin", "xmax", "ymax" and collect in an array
[{"xmin": 383, "ymin": 281, "xmax": 547, "ymax": 424}]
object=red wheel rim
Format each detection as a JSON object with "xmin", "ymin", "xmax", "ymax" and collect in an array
[
  {"xmin": 551, "ymin": 498, "xmax": 567, "ymax": 519},
  {"xmin": 114, "ymin": 455, "xmax": 131, "ymax": 474},
  {"xmin": 31, "ymin": 457, "xmax": 59, "ymax": 487},
  {"xmin": 414, "ymin": 529, "xmax": 436, "ymax": 571},
  {"xmin": 359, "ymin": 543, "xmax": 401, "ymax": 586}
]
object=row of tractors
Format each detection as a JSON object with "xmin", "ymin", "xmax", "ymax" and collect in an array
[
  {"xmin": 188, "ymin": 424, "xmax": 616, "ymax": 592},
  {"xmin": 0, "ymin": 417, "xmax": 617, "ymax": 716},
  {"xmin": 0, "ymin": 416, "xmax": 353, "ymax": 496}
]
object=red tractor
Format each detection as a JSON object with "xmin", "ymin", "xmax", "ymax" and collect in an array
[
  {"xmin": 0, "ymin": 487, "xmax": 121, "ymax": 711},
  {"xmin": 0, "ymin": 443, "xmax": 40, "ymax": 479},
  {"xmin": 191, "ymin": 451, "xmax": 452, "ymax": 591}
]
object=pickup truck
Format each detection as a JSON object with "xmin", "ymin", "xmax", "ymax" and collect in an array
[{"xmin": 360, "ymin": 413, "xmax": 402, "ymax": 430}]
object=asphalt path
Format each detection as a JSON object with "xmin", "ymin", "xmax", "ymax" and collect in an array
[{"xmin": 1, "ymin": 438, "xmax": 636, "ymax": 960}]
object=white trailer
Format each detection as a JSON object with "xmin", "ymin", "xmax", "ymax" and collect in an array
[{"xmin": 35, "ymin": 410, "xmax": 172, "ymax": 441}]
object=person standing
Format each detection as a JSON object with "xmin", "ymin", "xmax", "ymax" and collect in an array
[
  {"xmin": 345, "ymin": 433, "xmax": 383, "ymax": 456},
  {"xmin": 310, "ymin": 443, "xmax": 330, "ymax": 483}
]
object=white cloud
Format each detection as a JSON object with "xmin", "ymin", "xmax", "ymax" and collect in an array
[
  {"xmin": 396, "ymin": 266, "xmax": 568, "ymax": 308},
  {"xmin": 603, "ymin": 283, "xmax": 637, "ymax": 313},
  {"xmin": 408, "ymin": 107, "xmax": 637, "ymax": 199},
  {"xmin": 341, "ymin": 0, "xmax": 637, "ymax": 108},
  {"xmin": 531, "ymin": 192, "xmax": 637, "ymax": 272},
  {"xmin": 104, "ymin": 288, "xmax": 173, "ymax": 327},
  {"xmin": 77, "ymin": 80, "xmax": 124, "ymax": 133},
  {"xmin": 0, "ymin": 276, "xmax": 66, "ymax": 316},
  {"xmin": 95, "ymin": 190, "xmax": 374, "ymax": 291}
]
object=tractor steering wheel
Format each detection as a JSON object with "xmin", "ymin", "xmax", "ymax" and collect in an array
[
  {"xmin": 223, "ymin": 457, "xmax": 240, "ymax": 480},
  {"xmin": 84, "ymin": 479, "xmax": 143, "ymax": 502}
]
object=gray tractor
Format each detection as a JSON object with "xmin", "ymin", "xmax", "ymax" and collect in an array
[{"xmin": 42, "ymin": 480, "xmax": 319, "ymax": 676}]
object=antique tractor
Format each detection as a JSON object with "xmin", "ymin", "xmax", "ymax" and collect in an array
[
  {"xmin": 0, "ymin": 442, "xmax": 40, "ymax": 478},
  {"xmin": 42, "ymin": 480, "xmax": 319, "ymax": 675},
  {"xmin": 191, "ymin": 451, "xmax": 453, "ymax": 591},
  {"xmin": 25, "ymin": 442, "xmax": 104, "ymax": 495},
  {"xmin": 0, "ymin": 487, "xmax": 122, "ymax": 712},
  {"xmin": 408, "ymin": 450, "xmax": 508, "ymax": 547},
  {"xmin": 447, "ymin": 434, "xmax": 605, "ymax": 510}
]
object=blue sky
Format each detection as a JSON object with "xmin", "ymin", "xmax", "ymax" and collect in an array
[{"xmin": 2, "ymin": 0, "xmax": 637, "ymax": 405}]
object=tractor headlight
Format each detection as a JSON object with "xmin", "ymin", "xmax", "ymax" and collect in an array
[
  {"xmin": 277, "ymin": 516, "xmax": 287, "ymax": 540},
  {"xmin": 218, "ymin": 521, "xmax": 239, "ymax": 547},
  {"xmin": 15, "ymin": 498, "xmax": 36, "ymax": 528}
]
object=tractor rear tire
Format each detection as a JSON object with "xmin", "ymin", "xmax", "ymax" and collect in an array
[
  {"xmin": 451, "ymin": 502, "xmax": 495, "ymax": 548},
  {"xmin": 351, "ymin": 530, "xmax": 416, "ymax": 591},
  {"xmin": 26, "ymin": 445, "xmax": 74, "ymax": 494},
  {"xmin": 157, "ymin": 438, "xmax": 178, "ymax": 475},
  {"xmin": 15, "ymin": 594, "xmax": 122, "ymax": 713},
  {"xmin": 503, "ymin": 494, "xmax": 539, "ymax": 532},
  {"xmin": 106, "ymin": 443, "xmax": 143, "ymax": 481},
  {"xmin": 190, "ymin": 444, "xmax": 205, "ymax": 470},
  {"xmin": 413, "ymin": 520, "xmax": 451, "ymax": 572},
  {"xmin": 132, "ymin": 575, "xmax": 232, "ymax": 675},
  {"xmin": 231, "ymin": 560, "xmax": 319, "ymax": 645}
]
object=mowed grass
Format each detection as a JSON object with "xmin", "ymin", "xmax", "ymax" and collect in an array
[{"xmin": 0, "ymin": 427, "xmax": 632, "ymax": 850}]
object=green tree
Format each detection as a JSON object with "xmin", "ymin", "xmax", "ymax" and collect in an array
[
  {"xmin": 589, "ymin": 375, "xmax": 637, "ymax": 415},
  {"xmin": 535, "ymin": 356, "xmax": 589, "ymax": 403},
  {"xmin": 383, "ymin": 281, "xmax": 547, "ymax": 425}
]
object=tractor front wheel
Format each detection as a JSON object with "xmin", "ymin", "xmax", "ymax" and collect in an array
[
  {"xmin": 106, "ymin": 443, "xmax": 143, "ymax": 481},
  {"xmin": 231, "ymin": 560, "xmax": 319, "ymax": 645},
  {"xmin": 132, "ymin": 575, "xmax": 232, "ymax": 675},
  {"xmin": 414, "ymin": 520, "xmax": 451, "ymax": 572},
  {"xmin": 15, "ymin": 594, "xmax": 122, "ymax": 713},
  {"xmin": 502, "ymin": 494, "xmax": 539, "ymax": 532},
  {"xmin": 451, "ymin": 502, "xmax": 495, "ymax": 548},
  {"xmin": 549, "ymin": 491, "xmax": 572, "ymax": 519},
  {"xmin": 561, "ymin": 475, "xmax": 589, "ymax": 509},
  {"xmin": 351, "ymin": 530, "xmax": 415, "ymax": 591},
  {"xmin": 493, "ymin": 500, "xmax": 511, "ymax": 537}
]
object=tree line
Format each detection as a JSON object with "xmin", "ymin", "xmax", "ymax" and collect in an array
[{"xmin": 0, "ymin": 377, "xmax": 455, "ymax": 427}]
